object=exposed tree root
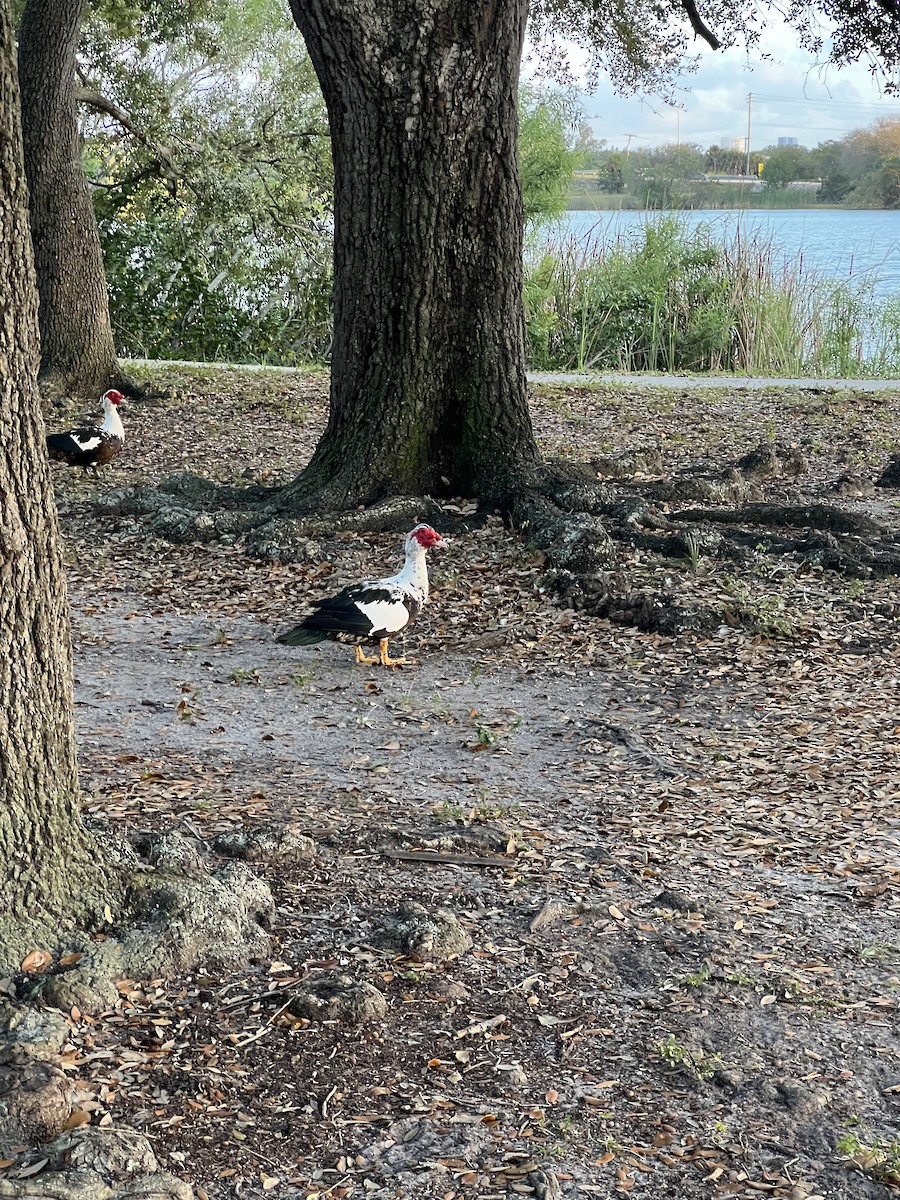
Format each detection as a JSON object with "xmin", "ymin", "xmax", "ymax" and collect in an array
[
  {"xmin": 245, "ymin": 496, "xmax": 446, "ymax": 562},
  {"xmin": 1, "ymin": 832, "xmax": 274, "ymax": 1015},
  {"xmin": 876, "ymin": 453, "xmax": 900, "ymax": 488},
  {"xmin": 667, "ymin": 502, "xmax": 885, "ymax": 538},
  {"xmin": 93, "ymin": 440, "xmax": 900, "ymax": 636},
  {"xmin": 287, "ymin": 975, "xmax": 389, "ymax": 1024},
  {"xmin": 0, "ymin": 1127, "xmax": 191, "ymax": 1200},
  {"xmin": 30, "ymin": 824, "xmax": 282, "ymax": 1013},
  {"xmin": 0, "ymin": 1056, "xmax": 71, "ymax": 1157},
  {"xmin": 510, "ymin": 444, "xmax": 900, "ymax": 633},
  {"xmin": 96, "ymin": 476, "xmax": 446, "ymax": 556},
  {"xmin": 0, "ymin": 823, "xmax": 321, "ymax": 1198},
  {"xmin": 94, "ymin": 474, "xmax": 273, "ymax": 544},
  {"xmin": 375, "ymin": 900, "xmax": 473, "ymax": 960}
]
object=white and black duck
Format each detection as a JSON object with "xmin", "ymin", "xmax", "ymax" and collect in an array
[
  {"xmin": 46, "ymin": 389, "xmax": 127, "ymax": 476},
  {"xmin": 276, "ymin": 524, "xmax": 447, "ymax": 666}
]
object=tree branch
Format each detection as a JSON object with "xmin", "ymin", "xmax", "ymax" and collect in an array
[
  {"xmin": 679, "ymin": 0, "xmax": 721, "ymax": 49},
  {"xmin": 75, "ymin": 86, "xmax": 179, "ymax": 182},
  {"xmin": 77, "ymin": 87, "xmax": 138, "ymax": 133},
  {"xmin": 86, "ymin": 166, "xmax": 161, "ymax": 191}
]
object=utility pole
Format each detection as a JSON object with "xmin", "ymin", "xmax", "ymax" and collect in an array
[
  {"xmin": 745, "ymin": 92, "xmax": 752, "ymax": 176},
  {"xmin": 624, "ymin": 132, "xmax": 635, "ymax": 158},
  {"xmin": 676, "ymin": 106, "xmax": 681, "ymax": 148}
]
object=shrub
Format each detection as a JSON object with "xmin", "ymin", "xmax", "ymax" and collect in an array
[{"xmin": 524, "ymin": 216, "xmax": 900, "ymax": 376}]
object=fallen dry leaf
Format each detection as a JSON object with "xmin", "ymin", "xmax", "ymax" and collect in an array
[{"xmin": 20, "ymin": 949, "xmax": 52, "ymax": 974}]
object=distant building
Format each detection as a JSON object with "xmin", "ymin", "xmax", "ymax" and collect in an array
[
  {"xmin": 725, "ymin": 136, "xmax": 748, "ymax": 152},
  {"xmin": 777, "ymin": 136, "xmax": 799, "ymax": 147}
]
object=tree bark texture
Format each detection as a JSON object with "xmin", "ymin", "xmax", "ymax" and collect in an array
[
  {"xmin": 0, "ymin": 0, "xmax": 106, "ymax": 970},
  {"xmin": 285, "ymin": 0, "xmax": 539, "ymax": 507},
  {"xmin": 17, "ymin": 0, "xmax": 125, "ymax": 397}
]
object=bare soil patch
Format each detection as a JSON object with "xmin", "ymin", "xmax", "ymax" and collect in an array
[{"xmin": 9, "ymin": 368, "xmax": 900, "ymax": 1199}]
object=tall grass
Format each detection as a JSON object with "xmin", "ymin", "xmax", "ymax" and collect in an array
[
  {"xmin": 565, "ymin": 185, "xmax": 817, "ymax": 213},
  {"xmin": 524, "ymin": 217, "xmax": 900, "ymax": 376}
]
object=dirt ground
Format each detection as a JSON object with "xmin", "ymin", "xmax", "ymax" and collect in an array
[{"xmin": 20, "ymin": 369, "xmax": 900, "ymax": 1198}]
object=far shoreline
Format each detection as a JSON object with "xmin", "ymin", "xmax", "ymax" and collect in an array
[{"xmin": 564, "ymin": 197, "xmax": 886, "ymax": 213}]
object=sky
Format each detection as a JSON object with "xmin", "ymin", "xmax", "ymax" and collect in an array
[{"xmin": 562, "ymin": 17, "xmax": 900, "ymax": 152}]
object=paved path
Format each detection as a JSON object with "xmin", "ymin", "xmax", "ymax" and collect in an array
[
  {"xmin": 127, "ymin": 359, "xmax": 900, "ymax": 392},
  {"xmin": 528, "ymin": 372, "xmax": 900, "ymax": 391}
]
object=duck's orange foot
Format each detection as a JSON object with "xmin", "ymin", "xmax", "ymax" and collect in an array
[{"xmin": 379, "ymin": 638, "xmax": 415, "ymax": 667}]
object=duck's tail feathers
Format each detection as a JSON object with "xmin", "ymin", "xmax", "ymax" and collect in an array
[{"xmin": 276, "ymin": 625, "xmax": 326, "ymax": 646}]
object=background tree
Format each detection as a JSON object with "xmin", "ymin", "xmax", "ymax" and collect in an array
[
  {"xmin": 839, "ymin": 116, "xmax": 900, "ymax": 207},
  {"xmin": 573, "ymin": 123, "xmax": 607, "ymax": 171},
  {"xmin": 815, "ymin": 139, "xmax": 855, "ymax": 203},
  {"xmin": 282, "ymin": 0, "xmax": 900, "ymax": 513},
  {"xmin": 637, "ymin": 141, "xmax": 706, "ymax": 206},
  {"xmin": 16, "ymin": 0, "xmax": 326, "ymax": 390},
  {"xmin": 17, "ymin": 0, "xmax": 129, "ymax": 396},
  {"xmin": 519, "ymin": 86, "xmax": 582, "ymax": 230},
  {"xmin": 760, "ymin": 142, "xmax": 816, "ymax": 190},
  {"xmin": 80, "ymin": 0, "xmax": 334, "ymax": 364},
  {"xmin": 704, "ymin": 143, "xmax": 748, "ymax": 175},
  {"xmin": 0, "ymin": 0, "xmax": 109, "ymax": 971},
  {"xmin": 283, "ymin": 0, "xmax": 538, "ymax": 508},
  {"xmin": 73, "ymin": 1, "xmax": 573, "ymax": 366},
  {"xmin": 1, "ymin": 0, "xmax": 274, "ymax": 998},
  {"xmin": 597, "ymin": 149, "xmax": 627, "ymax": 192}
]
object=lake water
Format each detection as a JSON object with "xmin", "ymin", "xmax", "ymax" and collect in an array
[{"xmin": 544, "ymin": 209, "xmax": 900, "ymax": 300}]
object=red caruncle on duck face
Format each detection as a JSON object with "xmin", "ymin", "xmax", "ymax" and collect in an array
[{"xmin": 410, "ymin": 524, "xmax": 447, "ymax": 550}]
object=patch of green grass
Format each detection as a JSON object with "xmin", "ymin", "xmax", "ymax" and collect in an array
[
  {"xmin": 869, "ymin": 432, "xmax": 899, "ymax": 450},
  {"xmin": 268, "ymin": 394, "xmax": 310, "ymax": 425},
  {"xmin": 657, "ymin": 1034, "xmax": 723, "ymax": 1080},
  {"xmin": 796, "ymin": 992, "xmax": 848, "ymax": 1010},
  {"xmin": 399, "ymin": 967, "xmax": 428, "ymax": 983},
  {"xmin": 851, "ymin": 941, "xmax": 899, "ymax": 961},
  {"xmin": 432, "ymin": 802, "xmax": 468, "ymax": 825},
  {"xmin": 723, "ymin": 971, "xmax": 755, "ymax": 987},
  {"xmin": 681, "ymin": 963, "xmax": 712, "ymax": 989},
  {"xmin": 229, "ymin": 667, "xmax": 260, "ymax": 685},
  {"xmin": 681, "ymin": 530, "xmax": 702, "ymax": 571},
  {"xmin": 708, "ymin": 1119, "xmax": 731, "ymax": 1147},
  {"xmin": 721, "ymin": 579, "xmax": 808, "ymax": 637},
  {"xmin": 837, "ymin": 1132, "xmax": 900, "ymax": 1185},
  {"xmin": 470, "ymin": 798, "xmax": 524, "ymax": 823}
]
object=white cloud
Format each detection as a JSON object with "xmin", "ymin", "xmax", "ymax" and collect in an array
[{"xmin": 569, "ymin": 18, "xmax": 900, "ymax": 150}]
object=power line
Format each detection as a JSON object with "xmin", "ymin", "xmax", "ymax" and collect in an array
[{"xmin": 752, "ymin": 92, "xmax": 900, "ymax": 112}]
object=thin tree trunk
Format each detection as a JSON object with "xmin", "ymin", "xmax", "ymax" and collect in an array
[
  {"xmin": 17, "ymin": 0, "xmax": 128, "ymax": 398},
  {"xmin": 284, "ymin": 0, "xmax": 538, "ymax": 509},
  {"xmin": 0, "ymin": 0, "xmax": 107, "ymax": 971}
]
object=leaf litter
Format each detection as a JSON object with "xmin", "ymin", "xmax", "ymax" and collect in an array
[{"xmin": 13, "ymin": 365, "xmax": 900, "ymax": 1199}]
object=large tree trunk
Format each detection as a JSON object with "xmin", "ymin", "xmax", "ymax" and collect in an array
[
  {"xmin": 284, "ymin": 0, "xmax": 538, "ymax": 509},
  {"xmin": 0, "ymin": 0, "xmax": 107, "ymax": 972},
  {"xmin": 17, "ymin": 0, "xmax": 128, "ymax": 398}
]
